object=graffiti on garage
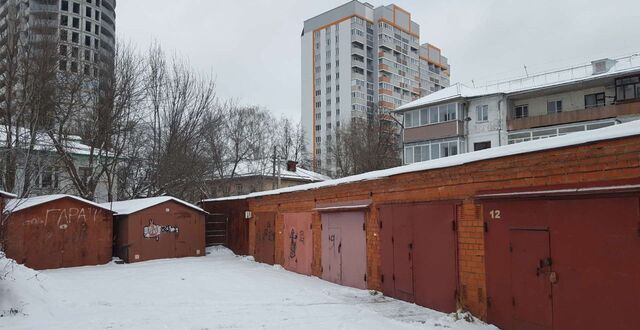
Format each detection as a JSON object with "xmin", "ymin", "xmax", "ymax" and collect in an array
[
  {"xmin": 262, "ymin": 222, "xmax": 275, "ymax": 242},
  {"xmin": 24, "ymin": 207, "xmax": 103, "ymax": 228},
  {"xmin": 288, "ymin": 228, "xmax": 306, "ymax": 259},
  {"xmin": 143, "ymin": 219, "xmax": 179, "ymax": 241}
]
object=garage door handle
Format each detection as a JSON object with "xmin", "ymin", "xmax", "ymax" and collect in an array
[{"xmin": 338, "ymin": 242, "xmax": 342, "ymax": 253}]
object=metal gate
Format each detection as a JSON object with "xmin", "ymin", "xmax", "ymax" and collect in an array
[
  {"xmin": 254, "ymin": 212, "xmax": 276, "ymax": 265},
  {"xmin": 484, "ymin": 195, "xmax": 640, "ymax": 330},
  {"xmin": 321, "ymin": 211, "xmax": 367, "ymax": 289},
  {"xmin": 205, "ymin": 213, "xmax": 228, "ymax": 247},
  {"xmin": 378, "ymin": 202, "xmax": 458, "ymax": 313},
  {"xmin": 283, "ymin": 212, "xmax": 313, "ymax": 275}
]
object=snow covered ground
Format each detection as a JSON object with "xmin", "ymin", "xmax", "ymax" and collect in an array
[{"xmin": 0, "ymin": 247, "xmax": 498, "ymax": 329}]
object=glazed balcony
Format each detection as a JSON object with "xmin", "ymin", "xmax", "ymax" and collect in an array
[{"xmin": 508, "ymin": 100, "xmax": 640, "ymax": 131}]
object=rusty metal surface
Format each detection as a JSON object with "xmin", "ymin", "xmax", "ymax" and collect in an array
[
  {"xmin": 200, "ymin": 200, "xmax": 249, "ymax": 255},
  {"xmin": 378, "ymin": 202, "xmax": 458, "ymax": 313},
  {"xmin": 484, "ymin": 195, "xmax": 640, "ymax": 330},
  {"xmin": 254, "ymin": 212, "xmax": 275, "ymax": 265},
  {"xmin": 283, "ymin": 212, "xmax": 313, "ymax": 275},
  {"xmin": 321, "ymin": 211, "xmax": 367, "ymax": 290},
  {"xmin": 4, "ymin": 197, "xmax": 113, "ymax": 270},
  {"xmin": 115, "ymin": 200, "xmax": 205, "ymax": 263}
]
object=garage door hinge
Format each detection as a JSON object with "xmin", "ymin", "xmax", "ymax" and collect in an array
[
  {"xmin": 509, "ymin": 244, "xmax": 513, "ymax": 253},
  {"xmin": 381, "ymin": 274, "xmax": 384, "ymax": 283},
  {"xmin": 379, "ymin": 221, "xmax": 382, "ymax": 229},
  {"xmin": 452, "ymin": 221, "xmax": 457, "ymax": 231},
  {"xmin": 363, "ymin": 222, "xmax": 366, "ymax": 231},
  {"xmin": 392, "ymin": 274, "xmax": 395, "ymax": 281},
  {"xmin": 364, "ymin": 273, "xmax": 367, "ymax": 282},
  {"xmin": 321, "ymin": 266, "xmax": 323, "ymax": 273},
  {"xmin": 484, "ymin": 222, "xmax": 488, "ymax": 232},
  {"xmin": 320, "ymin": 224, "xmax": 323, "ymax": 230}
]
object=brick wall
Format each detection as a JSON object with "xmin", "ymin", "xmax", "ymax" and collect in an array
[{"xmin": 203, "ymin": 135, "xmax": 640, "ymax": 319}]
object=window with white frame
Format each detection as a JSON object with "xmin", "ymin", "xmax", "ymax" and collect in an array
[
  {"xmin": 547, "ymin": 100, "xmax": 562, "ymax": 114},
  {"xmin": 476, "ymin": 105, "xmax": 488, "ymax": 122},
  {"xmin": 403, "ymin": 102, "xmax": 459, "ymax": 128},
  {"xmin": 404, "ymin": 138, "xmax": 462, "ymax": 164},
  {"xmin": 514, "ymin": 105, "xmax": 528, "ymax": 118}
]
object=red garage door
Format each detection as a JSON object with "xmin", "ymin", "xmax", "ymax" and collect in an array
[
  {"xmin": 378, "ymin": 202, "xmax": 458, "ymax": 313},
  {"xmin": 283, "ymin": 212, "xmax": 313, "ymax": 275},
  {"xmin": 321, "ymin": 211, "xmax": 367, "ymax": 289},
  {"xmin": 254, "ymin": 212, "xmax": 275, "ymax": 265},
  {"xmin": 484, "ymin": 195, "xmax": 640, "ymax": 330}
]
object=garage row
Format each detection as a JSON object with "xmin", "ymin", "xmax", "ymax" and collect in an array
[
  {"xmin": 201, "ymin": 124, "xmax": 640, "ymax": 330},
  {"xmin": 1, "ymin": 195, "xmax": 209, "ymax": 270}
]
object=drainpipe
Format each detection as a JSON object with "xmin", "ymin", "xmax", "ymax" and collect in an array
[{"xmin": 497, "ymin": 98, "xmax": 503, "ymax": 146}]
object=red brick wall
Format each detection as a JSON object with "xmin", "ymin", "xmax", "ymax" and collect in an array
[{"xmin": 203, "ymin": 135, "xmax": 640, "ymax": 319}]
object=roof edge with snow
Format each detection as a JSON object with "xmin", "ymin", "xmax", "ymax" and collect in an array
[
  {"xmin": 101, "ymin": 196, "xmax": 207, "ymax": 216},
  {"xmin": 201, "ymin": 120, "xmax": 640, "ymax": 204},
  {"xmin": 5, "ymin": 194, "xmax": 113, "ymax": 213}
]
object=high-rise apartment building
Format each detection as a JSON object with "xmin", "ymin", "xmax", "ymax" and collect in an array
[
  {"xmin": 419, "ymin": 43, "xmax": 450, "ymax": 95},
  {"xmin": 0, "ymin": 0, "xmax": 116, "ymax": 80},
  {"xmin": 301, "ymin": 1, "xmax": 448, "ymax": 176}
]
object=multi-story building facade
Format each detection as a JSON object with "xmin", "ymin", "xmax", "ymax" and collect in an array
[
  {"xmin": 419, "ymin": 43, "xmax": 450, "ymax": 95},
  {"xmin": 301, "ymin": 1, "xmax": 448, "ymax": 176},
  {"xmin": 0, "ymin": 0, "xmax": 116, "ymax": 79},
  {"xmin": 396, "ymin": 54, "xmax": 640, "ymax": 165}
]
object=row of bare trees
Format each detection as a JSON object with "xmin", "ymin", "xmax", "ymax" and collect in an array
[{"xmin": 0, "ymin": 6, "xmax": 308, "ymax": 203}]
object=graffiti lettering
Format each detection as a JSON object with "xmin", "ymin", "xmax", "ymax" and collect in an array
[
  {"xmin": 143, "ymin": 219, "xmax": 179, "ymax": 241},
  {"xmin": 289, "ymin": 228, "xmax": 298, "ymax": 259},
  {"xmin": 38, "ymin": 207, "xmax": 99, "ymax": 228}
]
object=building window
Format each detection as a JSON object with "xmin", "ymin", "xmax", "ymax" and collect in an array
[
  {"xmin": 315, "ymin": 125, "xmax": 321, "ymax": 131},
  {"xmin": 476, "ymin": 105, "xmax": 489, "ymax": 122},
  {"xmin": 71, "ymin": 47, "xmax": 79, "ymax": 58},
  {"xmin": 86, "ymin": 6, "xmax": 92, "ymax": 18},
  {"xmin": 72, "ymin": 2, "xmax": 80, "ymax": 13},
  {"xmin": 315, "ymin": 113, "xmax": 321, "ymax": 120},
  {"xmin": 514, "ymin": 105, "xmax": 528, "ymax": 118},
  {"xmin": 615, "ymin": 75, "xmax": 640, "ymax": 101},
  {"xmin": 474, "ymin": 141, "xmax": 491, "ymax": 151},
  {"xmin": 585, "ymin": 93, "xmax": 605, "ymax": 108},
  {"xmin": 72, "ymin": 17, "xmax": 79, "ymax": 28},
  {"xmin": 71, "ymin": 32, "xmax": 79, "ymax": 43},
  {"xmin": 39, "ymin": 167, "xmax": 59, "ymax": 189},
  {"xmin": 61, "ymin": 0, "xmax": 69, "ymax": 11},
  {"xmin": 60, "ymin": 15, "xmax": 68, "ymax": 26},
  {"xmin": 85, "ymin": 21, "xmax": 92, "ymax": 32},
  {"xmin": 79, "ymin": 167, "xmax": 92, "ymax": 185},
  {"xmin": 547, "ymin": 100, "xmax": 562, "ymax": 114},
  {"xmin": 59, "ymin": 45, "xmax": 67, "ymax": 56},
  {"xmin": 235, "ymin": 184, "xmax": 243, "ymax": 195},
  {"xmin": 85, "ymin": 36, "xmax": 91, "ymax": 46}
]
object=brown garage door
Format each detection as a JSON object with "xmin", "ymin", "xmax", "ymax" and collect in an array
[
  {"xmin": 254, "ymin": 212, "xmax": 275, "ymax": 265},
  {"xmin": 321, "ymin": 211, "xmax": 367, "ymax": 289},
  {"xmin": 283, "ymin": 212, "xmax": 313, "ymax": 275},
  {"xmin": 379, "ymin": 202, "xmax": 458, "ymax": 313},
  {"xmin": 205, "ymin": 213, "xmax": 228, "ymax": 247},
  {"xmin": 484, "ymin": 195, "xmax": 640, "ymax": 330}
]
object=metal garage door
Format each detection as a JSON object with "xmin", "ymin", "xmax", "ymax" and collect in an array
[
  {"xmin": 321, "ymin": 211, "xmax": 367, "ymax": 289},
  {"xmin": 484, "ymin": 195, "xmax": 640, "ymax": 330},
  {"xmin": 378, "ymin": 202, "xmax": 458, "ymax": 313},
  {"xmin": 254, "ymin": 212, "xmax": 276, "ymax": 265},
  {"xmin": 283, "ymin": 212, "xmax": 313, "ymax": 275}
]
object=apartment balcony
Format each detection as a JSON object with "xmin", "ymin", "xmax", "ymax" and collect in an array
[
  {"xmin": 507, "ymin": 100, "xmax": 640, "ymax": 131},
  {"xmin": 379, "ymin": 63, "xmax": 391, "ymax": 73},
  {"xmin": 379, "ymin": 75, "xmax": 391, "ymax": 83},
  {"xmin": 404, "ymin": 120, "xmax": 465, "ymax": 144},
  {"xmin": 379, "ymin": 101, "xmax": 395, "ymax": 109},
  {"xmin": 351, "ymin": 46, "xmax": 365, "ymax": 57},
  {"xmin": 379, "ymin": 88, "xmax": 393, "ymax": 96}
]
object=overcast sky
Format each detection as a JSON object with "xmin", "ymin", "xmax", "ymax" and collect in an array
[{"xmin": 117, "ymin": 0, "xmax": 640, "ymax": 121}]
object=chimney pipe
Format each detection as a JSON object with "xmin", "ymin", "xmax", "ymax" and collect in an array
[{"xmin": 287, "ymin": 160, "xmax": 298, "ymax": 172}]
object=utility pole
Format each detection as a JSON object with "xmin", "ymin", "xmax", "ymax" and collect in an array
[{"xmin": 272, "ymin": 146, "xmax": 277, "ymax": 190}]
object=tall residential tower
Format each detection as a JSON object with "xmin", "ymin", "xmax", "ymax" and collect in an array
[
  {"xmin": 301, "ymin": 1, "xmax": 448, "ymax": 176},
  {"xmin": 0, "ymin": 0, "xmax": 116, "ymax": 80}
]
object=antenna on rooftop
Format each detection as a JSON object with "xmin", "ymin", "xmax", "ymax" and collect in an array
[
  {"xmin": 524, "ymin": 65, "xmax": 529, "ymax": 77},
  {"xmin": 471, "ymin": 80, "xmax": 476, "ymax": 88}
]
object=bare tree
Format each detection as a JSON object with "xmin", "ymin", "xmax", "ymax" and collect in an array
[{"xmin": 332, "ymin": 112, "xmax": 401, "ymax": 177}]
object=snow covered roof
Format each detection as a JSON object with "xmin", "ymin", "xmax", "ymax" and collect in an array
[
  {"xmin": 101, "ymin": 196, "xmax": 207, "ymax": 216},
  {"xmin": 0, "ymin": 127, "xmax": 109, "ymax": 157},
  {"xmin": 202, "ymin": 120, "xmax": 640, "ymax": 203},
  {"xmin": 0, "ymin": 190, "xmax": 17, "ymax": 198},
  {"xmin": 218, "ymin": 160, "xmax": 331, "ymax": 182},
  {"xmin": 397, "ymin": 53, "xmax": 640, "ymax": 111},
  {"xmin": 4, "ymin": 194, "xmax": 111, "ymax": 213}
]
